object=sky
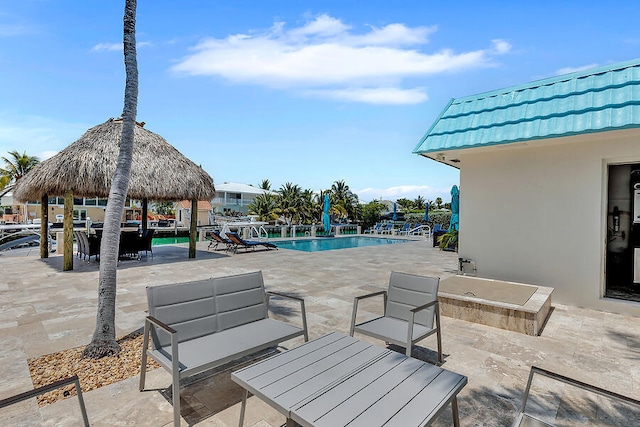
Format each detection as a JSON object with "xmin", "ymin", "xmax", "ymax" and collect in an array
[{"xmin": 2, "ymin": 1, "xmax": 640, "ymax": 203}]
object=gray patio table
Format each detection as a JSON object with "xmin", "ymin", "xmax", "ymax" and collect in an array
[{"xmin": 231, "ymin": 331, "xmax": 467, "ymax": 427}]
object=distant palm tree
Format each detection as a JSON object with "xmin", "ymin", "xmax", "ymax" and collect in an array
[
  {"xmin": 435, "ymin": 197, "xmax": 443, "ymax": 209},
  {"xmin": 83, "ymin": 0, "xmax": 138, "ymax": 359},
  {"xmin": 298, "ymin": 189, "xmax": 317, "ymax": 224},
  {"xmin": 0, "ymin": 150, "xmax": 40, "ymax": 187},
  {"xmin": 248, "ymin": 193, "xmax": 278, "ymax": 222},
  {"xmin": 330, "ymin": 180, "xmax": 359, "ymax": 221},
  {"xmin": 396, "ymin": 198, "xmax": 413, "ymax": 212},
  {"xmin": 278, "ymin": 182, "xmax": 303, "ymax": 224},
  {"xmin": 413, "ymin": 196, "xmax": 426, "ymax": 210},
  {"xmin": 259, "ymin": 179, "xmax": 271, "ymax": 191}
]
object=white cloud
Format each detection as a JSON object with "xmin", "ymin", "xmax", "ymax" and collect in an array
[
  {"xmin": 556, "ymin": 63, "xmax": 599, "ymax": 75},
  {"xmin": 171, "ymin": 14, "xmax": 510, "ymax": 105},
  {"xmin": 355, "ymin": 184, "xmax": 454, "ymax": 203},
  {"xmin": 0, "ymin": 114, "xmax": 88, "ymax": 161},
  {"xmin": 306, "ymin": 87, "xmax": 427, "ymax": 104},
  {"xmin": 90, "ymin": 41, "xmax": 151, "ymax": 52}
]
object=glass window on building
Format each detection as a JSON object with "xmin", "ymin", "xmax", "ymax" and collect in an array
[{"xmin": 73, "ymin": 209, "xmax": 87, "ymax": 221}]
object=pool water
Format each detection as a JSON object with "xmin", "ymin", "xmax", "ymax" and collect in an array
[
  {"xmin": 152, "ymin": 236, "xmax": 199, "ymax": 246},
  {"xmin": 273, "ymin": 236, "xmax": 407, "ymax": 252}
]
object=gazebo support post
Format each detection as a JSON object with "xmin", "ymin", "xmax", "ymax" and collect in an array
[
  {"xmin": 63, "ymin": 190, "xmax": 74, "ymax": 271},
  {"xmin": 40, "ymin": 194, "xmax": 49, "ymax": 259},
  {"xmin": 189, "ymin": 198, "xmax": 197, "ymax": 258},
  {"xmin": 141, "ymin": 198, "xmax": 148, "ymax": 232}
]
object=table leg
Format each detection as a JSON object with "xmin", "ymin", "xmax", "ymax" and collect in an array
[
  {"xmin": 239, "ymin": 389, "xmax": 248, "ymax": 427},
  {"xmin": 451, "ymin": 396, "xmax": 460, "ymax": 427}
]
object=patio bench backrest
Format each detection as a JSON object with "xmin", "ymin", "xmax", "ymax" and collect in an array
[{"xmin": 146, "ymin": 271, "xmax": 268, "ymax": 348}]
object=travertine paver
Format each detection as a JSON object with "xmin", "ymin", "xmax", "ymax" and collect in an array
[{"xmin": 1, "ymin": 237, "xmax": 639, "ymax": 426}]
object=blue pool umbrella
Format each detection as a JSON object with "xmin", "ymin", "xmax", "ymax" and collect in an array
[
  {"xmin": 392, "ymin": 202, "xmax": 397, "ymax": 221},
  {"xmin": 423, "ymin": 204, "xmax": 429, "ymax": 222},
  {"xmin": 449, "ymin": 185, "xmax": 460, "ymax": 231},
  {"xmin": 323, "ymin": 194, "xmax": 331, "ymax": 234}
]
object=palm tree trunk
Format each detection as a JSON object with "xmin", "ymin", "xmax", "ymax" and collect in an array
[
  {"xmin": 83, "ymin": 0, "xmax": 138, "ymax": 358},
  {"xmin": 63, "ymin": 190, "xmax": 74, "ymax": 271},
  {"xmin": 40, "ymin": 194, "xmax": 48, "ymax": 258},
  {"xmin": 189, "ymin": 198, "xmax": 197, "ymax": 258}
]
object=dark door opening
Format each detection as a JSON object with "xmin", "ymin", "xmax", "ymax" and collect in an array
[{"xmin": 605, "ymin": 163, "xmax": 640, "ymax": 302}]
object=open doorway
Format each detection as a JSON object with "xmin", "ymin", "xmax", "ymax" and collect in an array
[{"xmin": 605, "ymin": 163, "xmax": 640, "ymax": 301}]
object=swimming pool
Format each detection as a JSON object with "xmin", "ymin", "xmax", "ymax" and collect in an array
[
  {"xmin": 273, "ymin": 236, "xmax": 408, "ymax": 252},
  {"xmin": 152, "ymin": 236, "xmax": 199, "ymax": 246}
]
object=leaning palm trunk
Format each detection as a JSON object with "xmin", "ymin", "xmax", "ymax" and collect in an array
[{"xmin": 83, "ymin": 0, "xmax": 138, "ymax": 358}]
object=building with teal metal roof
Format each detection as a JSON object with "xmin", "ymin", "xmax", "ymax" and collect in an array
[
  {"xmin": 415, "ymin": 59, "xmax": 640, "ymax": 315},
  {"xmin": 414, "ymin": 58, "xmax": 640, "ymax": 167}
]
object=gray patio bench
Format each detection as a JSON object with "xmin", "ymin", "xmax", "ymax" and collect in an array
[{"xmin": 139, "ymin": 270, "xmax": 309, "ymax": 427}]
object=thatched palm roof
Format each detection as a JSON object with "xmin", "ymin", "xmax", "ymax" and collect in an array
[{"xmin": 13, "ymin": 118, "xmax": 215, "ymax": 202}]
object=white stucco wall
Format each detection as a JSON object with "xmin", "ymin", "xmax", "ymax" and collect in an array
[{"xmin": 457, "ymin": 129, "xmax": 640, "ymax": 315}]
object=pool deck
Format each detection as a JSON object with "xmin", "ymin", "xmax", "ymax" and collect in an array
[{"xmin": 1, "ymin": 236, "xmax": 640, "ymax": 426}]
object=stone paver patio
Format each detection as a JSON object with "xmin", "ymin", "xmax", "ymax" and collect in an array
[{"xmin": 1, "ymin": 236, "xmax": 639, "ymax": 426}]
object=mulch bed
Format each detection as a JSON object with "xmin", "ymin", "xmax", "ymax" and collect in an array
[{"xmin": 27, "ymin": 331, "xmax": 160, "ymax": 406}]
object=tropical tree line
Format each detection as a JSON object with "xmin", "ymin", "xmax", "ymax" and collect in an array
[
  {"xmin": 248, "ymin": 179, "xmax": 361, "ymax": 225},
  {"xmin": 0, "ymin": 150, "xmax": 40, "ymax": 190},
  {"xmin": 395, "ymin": 196, "xmax": 451, "ymax": 212}
]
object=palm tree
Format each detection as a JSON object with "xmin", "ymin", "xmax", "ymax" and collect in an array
[
  {"xmin": 259, "ymin": 179, "xmax": 271, "ymax": 191},
  {"xmin": 413, "ymin": 196, "xmax": 426, "ymax": 210},
  {"xmin": 330, "ymin": 180, "xmax": 359, "ymax": 222},
  {"xmin": 277, "ymin": 182, "xmax": 302, "ymax": 224},
  {"xmin": 298, "ymin": 189, "xmax": 317, "ymax": 224},
  {"xmin": 83, "ymin": 0, "xmax": 138, "ymax": 359},
  {"xmin": 396, "ymin": 198, "xmax": 413, "ymax": 212},
  {"xmin": 0, "ymin": 150, "xmax": 40, "ymax": 186},
  {"xmin": 248, "ymin": 193, "xmax": 279, "ymax": 222},
  {"xmin": 435, "ymin": 197, "xmax": 443, "ymax": 209}
]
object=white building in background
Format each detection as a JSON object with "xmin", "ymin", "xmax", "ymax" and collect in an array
[
  {"xmin": 414, "ymin": 59, "xmax": 640, "ymax": 315},
  {"xmin": 212, "ymin": 182, "xmax": 275, "ymax": 215}
]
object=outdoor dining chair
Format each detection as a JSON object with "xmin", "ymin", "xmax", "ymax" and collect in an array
[{"xmin": 349, "ymin": 271, "xmax": 443, "ymax": 364}]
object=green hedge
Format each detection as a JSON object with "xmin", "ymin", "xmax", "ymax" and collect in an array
[{"xmin": 405, "ymin": 211, "xmax": 452, "ymax": 230}]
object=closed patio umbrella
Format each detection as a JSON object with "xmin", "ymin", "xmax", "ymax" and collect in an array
[
  {"xmin": 423, "ymin": 204, "xmax": 429, "ymax": 222},
  {"xmin": 323, "ymin": 194, "xmax": 331, "ymax": 235},
  {"xmin": 392, "ymin": 202, "xmax": 397, "ymax": 221},
  {"xmin": 449, "ymin": 185, "xmax": 459, "ymax": 231}
]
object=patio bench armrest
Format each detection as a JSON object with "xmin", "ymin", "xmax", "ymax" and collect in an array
[
  {"xmin": 350, "ymin": 290, "xmax": 388, "ymax": 336},
  {"xmin": 266, "ymin": 291, "xmax": 309, "ymax": 342},
  {"xmin": 146, "ymin": 315, "xmax": 177, "ymax": 334}
]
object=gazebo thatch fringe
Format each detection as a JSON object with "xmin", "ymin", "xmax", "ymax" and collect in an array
[{"xmin": 13, "ymin": 118, "xmax": 215, "ymax": 202}]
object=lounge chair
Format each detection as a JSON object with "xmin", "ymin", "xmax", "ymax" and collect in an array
[
  {"xmin": 349, "ymin": 271, "xmax": 442, "ymax": 363},
  {"xmin": 364, "ymin": 223, "xmax": 382, "ymax": 234},
  {"xmin": 394, "ymin": 222, "xmax": 412, "ymax": 235},
  {"xmin": 379, "ymin": 223, "xmax": 395, "ymax": 234},
  {"xmin": 513, "ymin": 366, "xmax": 640, "ymax": 426},
  {"xmin": 225, "ymin": 231, "xmax": 277, "ymax": 254},
  {"xmin": 207, "ymin": 230, "xmax": 232, "ymax": 251}
]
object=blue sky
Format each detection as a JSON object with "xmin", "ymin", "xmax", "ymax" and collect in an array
[{"xmin": 2, "ymin": 1, "xmax": 640, "ymax": 203}]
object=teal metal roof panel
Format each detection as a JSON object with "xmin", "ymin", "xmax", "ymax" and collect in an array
[{"xmin": 414, "ymin": 59, "xmax": 640, "ymax": 154}]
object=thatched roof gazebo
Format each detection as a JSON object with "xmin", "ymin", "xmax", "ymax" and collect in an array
[{"xmin": 13, "ymin": 118, "xmax": 216, "ymax": 269}]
